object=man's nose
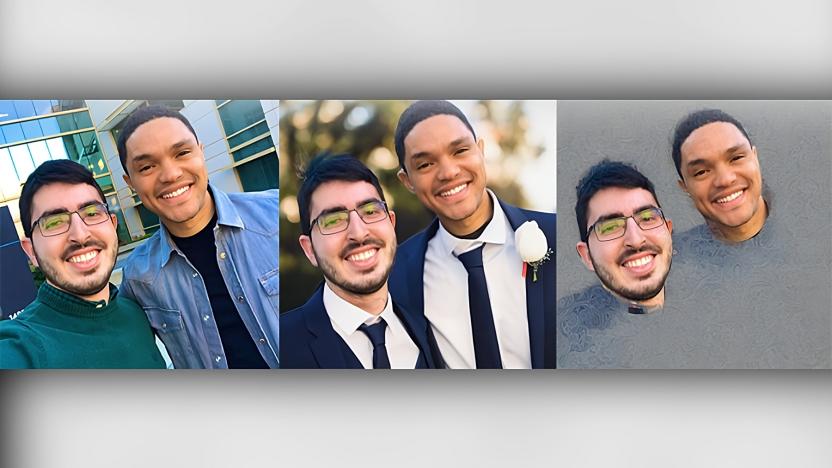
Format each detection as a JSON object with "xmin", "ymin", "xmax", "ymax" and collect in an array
[
  {"xmin": 437, "ymin": 156, "xmax": 461, "ymax": 180},
  {"xmin": 66, "ymin": 212, "xmax": 93, "ymax": 243},
  {"xmin": 159, "ymin": 160, "xmax": 184, "ymax": 183},
  {"xmin": 714, "ymin": 165, "xmax": 738, "ymax": 187},
  {"xmin": 622, "ymin": 217, "xmax": 647, "ymax": 248},
  {"xmin": 345, "ymin": 210, "xmax": 370, "ymax": 240}
]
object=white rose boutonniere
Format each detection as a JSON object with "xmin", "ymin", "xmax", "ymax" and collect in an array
[{"xmin": 514, "ymin": 220, "xmax": 553, "ymax": 282}]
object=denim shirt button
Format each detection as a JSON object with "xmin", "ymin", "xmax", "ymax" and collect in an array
[
  {"xmin": 203, "ymin": 315, "xmax": 209, "ymax": 321},
  {"xmin": 215, "ymin": 356, "xmax": 221, "ymax": 363},
  {"xmin": 237, "ymin": 295, "xmax": 245, "ymax": 302},
  {"xmin": 219, "ymin": 252, "xmax": 227, "ymax": 259},
  {"xmin": 259, "ymin": 338, "xmax": 266, "ymax": 344},
  {"xmin": 192, "ymin": 272, "xmax": 198, "ymax": 278}
]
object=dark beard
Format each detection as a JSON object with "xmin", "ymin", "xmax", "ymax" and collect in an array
[
  {"xmin": 34, "ymin": 242, "xmax": 115, "ymax": 298},
  {"xmin": 590, "ymin": 252, "xmax": 671, "ymax": 303}
]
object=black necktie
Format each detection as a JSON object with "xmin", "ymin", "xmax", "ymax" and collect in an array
[
  {"xmin": 456, "ymin": 245, "xmax": 503, "ymax": 369},
  {"xmin": 359, "ymin": 319, "xmax": 391, "ymax": 369}
]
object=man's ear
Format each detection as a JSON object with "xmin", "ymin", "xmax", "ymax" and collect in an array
[
  {"xmin": 298, "ymin": 234, "xmax": 318, "ymax": 267},
  {"xmin": 677, "ymin": 178, "xmax": 688, "ymax": 194},
  {"xmin": 20, "ymin": 238, "xmax": 38, "ymax": 267},
  {"xmin": 397, "ymin": 168, "xmax": 415, "ymax": 193},
  {"xmin": 477, "ymin": 137, "xmax": 484, "ymax": 153},
  {"xmin": 123, "ymin": 173, "xmax": 134, "ymax": 190},
  {"xmin": 665, "ymin": 218, "xmax": 673, "ymax": 235},
  {"xmin": 576, "ymin": 241, "xmax": 594, "ymax": 272},
  {"xmin": 388, "ymin": 210, "xmax": 396, "ymax": 229}
]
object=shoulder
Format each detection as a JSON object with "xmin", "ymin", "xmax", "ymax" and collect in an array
[
  {"xmin": 518, "ymin": 207, "xmax": 556, "ymax": 232},
  {"xmin": 226, "ymin": 190, "xmax": 279, "ymax": 236},
  {"xmin": 121, "ymin": 231, "xmax": 164, "ymax": 281},
  {"xmin": 397, "ymin": 219, "xmax": 439, "ymax": 257},
  {"xmin": 0, "ymin": 315, "xmax": 46, "ymax": 368}
]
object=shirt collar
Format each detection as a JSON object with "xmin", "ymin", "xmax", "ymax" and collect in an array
[
  {"xmin": 322, "ymin": 283, "xmax": 393, "ymax": 336},
  {"xmin": 37, "ymin": 281, "xmax": 119, "ymax": 318},
  {"xmin": 435, "ymin": 189, "xmax": 507, "ymax": 256},
  {"xmin": 154, "ymin": 184, "xmax": 243, "ymax": 262}
]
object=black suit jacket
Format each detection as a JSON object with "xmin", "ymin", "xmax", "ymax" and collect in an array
[
  {"xmin": 388, "ymin": 198, "xmax": 556, "ymax": 369},
  {"xmin": 280, "ymin": 285, "xmax": 440, "ymax": 369}
]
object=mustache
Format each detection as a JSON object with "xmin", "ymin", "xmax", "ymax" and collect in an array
[
  {"xmin": 617, "ymin": 244, "xmax": 662, "ymax": 265},
  {"xmin": 340, "ymin": 238, "xmax": 385, "ymax": 258},
  {"xmin": 62, "ymin": 239, "xmax": 107, "ymax": 260}
]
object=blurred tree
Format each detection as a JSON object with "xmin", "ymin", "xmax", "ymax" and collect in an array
[{"xmin": 279, "ymin": 100, "xmax": 547, "ymax": 311}]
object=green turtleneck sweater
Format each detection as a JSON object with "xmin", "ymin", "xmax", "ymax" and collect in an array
[{"xmin": 0, "ymin": 282, "xmax": 166, "ymax": 369}]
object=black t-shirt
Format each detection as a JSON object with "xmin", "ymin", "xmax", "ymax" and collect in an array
[{"xmin": 170, "ymin": 213, "xmax": 268, "ymax": 369}]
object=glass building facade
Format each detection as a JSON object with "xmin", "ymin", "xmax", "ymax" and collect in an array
[
  {"xmin": 1, "ymin": 99, "xmax": 279, "ymax": 247},
  {"xmin": 0, "ymin": 100, "xmax": 131, "ymax": 244}
]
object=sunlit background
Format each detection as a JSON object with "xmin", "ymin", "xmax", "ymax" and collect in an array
[{"xmin": 279, "ymin": 100, "xmax": 556, "ymax": 311}]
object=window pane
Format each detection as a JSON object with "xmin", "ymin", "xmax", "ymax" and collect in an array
[
  {"xmin": 0, "ymin": 148, "xmax": 20, "ymax": 198},
  {"xmin": 228, "ymin": 120, "xmax": 269, "ymax": 149},
  {"xmin": 57, "ymin": 114, "xmax": 79, "ymax": 133},
  {"xmin": 137, "ymin": 204, "xmax": 159, "ymax": 228},
  {"xmin": 2, "ymin": 123, "xmax": 25, "ymax": 145},
  {"xmin": 46, "ymin": 137, "xmax": 68, "ymax": 160},
  {"xmin": 236, "ymin": 154, "xmax": 278, "ymax": 192},
  {"xmin": 9, "ymin": 145, "xmax": 35, "ymax": 182},
  {"xmin": 74, "ymin": 111, "xmax": 93, "ymax": 129},
  {"xmin": 95, "ymin": 174, "xmax": 114, "ymax": 194},
  {"xmin": 218, "ymin": 100, "xmax": 265, "ymax": 135},
  {"xmin": 13, "ymin": 100, "xmax": 36, "ymax": 119},
  {"xmin": 28, "ymin": 141, "xmax": 51, "ymax": 167},
  {"xmin": 0, "ymin": 101, "xmax": 19, "ymax": 123},
  {"xmin": 55, "ymin": 100, "xmax": 85, "ymax": 112},
  {"xmin": 231, "ymin": 136, "xmax": 275, "ymax": 162},
  {"xmin": 39, "ymin": 117, "xmax": 61, "ymax": 136},
  {"xmin": 20, "ymin": 120, "xmax": 43, "ymax": 140},
  {"xmin": 32, "ymin": 100, "xmax": 53, "ymax": 116},
  {"xmin": 62, "ymin": 134, "xmax": 82, "ymax": 161}
]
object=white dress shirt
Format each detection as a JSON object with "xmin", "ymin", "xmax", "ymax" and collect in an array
[
  {"xmin": 423, "ymin": 190, "xmax": 531, "ymax": 369},
  {"xmin": 323, "ymin": 284, "xmax": 420, "ymax": 369}
]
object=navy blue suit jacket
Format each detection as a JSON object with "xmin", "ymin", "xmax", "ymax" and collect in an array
[
  {"xmin": 388, "ymin": 199, "xmax": 556, "ymax": 369},
  {"xmin": 280, "ymin": 285, "xmax": 440, "ymax": 369}
]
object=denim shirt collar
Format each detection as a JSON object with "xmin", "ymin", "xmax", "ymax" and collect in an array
[{"xmin": 154, "ymin": 184, "xmax": 244, "ymax": 269}]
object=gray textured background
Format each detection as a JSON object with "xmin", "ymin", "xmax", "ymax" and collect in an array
[
  {"xmin": 556, "ymin": 101, "xmax": 832, "ymax": 368},
  {"xmin": 3, "ymin": 0, "xmax": 832, "ymax": 467}
]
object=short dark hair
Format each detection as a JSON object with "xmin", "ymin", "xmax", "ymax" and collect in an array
[
  {"xmin": 671, "ymin": 109, "xmax": 753, "ymax": 179},
  {"xmin": 394, "ymin": 100, "xmax": 477, "ymax": 170},
  {"xmin": 19, "ymin": 160, "xmax": 107, "ymax": 238},
  {"xmin": 575, "ymin": 160, "xmax": 661, "ymax": 242},
  {"xmin": 116, "ymin": 105, "xmax": 199, "ymax": 175},
  {"xmin": 297, "ymin": 154, "xmax": 386, "ymax": 236}
]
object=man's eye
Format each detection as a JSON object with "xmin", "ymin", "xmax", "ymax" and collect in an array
[
  {"xmin": 693, "ymin": 169, "xmax": 707, "ymax": 177},
  {"xmin": 598, "ymin": 221, "xmax": 621, "ymax": 234},
  {"xmin": 454, "ymin": 147, "xmax": 469, "ymax": 156},
  {"xmin": 731, "ymin": 154, "xmax": 745, "ymax": 162},
  {"xmin": 638, "ymin": 210, "xmax": 657, "ymax": 221},
  {"xmin": 177, "ymin": 150, "xmax": 191, "ymax": 157},
  {"xmin": 138, "ymin": 165, "xmax": 153, "ymax": 173},
  {"xmin": 416, "ymin": 162, "xmax": 431, "ymax": 170},
  {"xmin": 43, "ymin": 216, "xmax": 67, "ymax": 230}
]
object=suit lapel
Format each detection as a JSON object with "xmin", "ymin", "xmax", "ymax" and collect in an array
[
  {"xmin": 304, "ymin": 286, "xmax": 359, "ymax": 369},
  {"xmin": 500, "ymin": 201, "xmax": 545, "ymax": 369},
  {"xmin": 394, "ymin": 301, "xmax": 437, "ymax": 369}
]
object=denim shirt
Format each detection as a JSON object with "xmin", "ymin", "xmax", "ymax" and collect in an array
[{"xmin": 121, "ymin": 186, "xmax": 279, "ymax": 368}]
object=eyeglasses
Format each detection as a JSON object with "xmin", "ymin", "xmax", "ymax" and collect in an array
[
  {"xmin": 32, "ymin": 202, "xmax": 112, "ymax": 237},
  {"xmin": 311, "ymin": 200, "xmax": 389, "ymax": 235},
  {"xmin": 588, "ymin": 207, "xmax": 666, "ymax": 242}
]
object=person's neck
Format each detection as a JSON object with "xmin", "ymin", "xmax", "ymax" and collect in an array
[
  {"xmin": 49, "ymin": 280, "xmax": 110, "ymax": 305},
  {"xmin": 165, "ymin": 192, "xmax": 216, "ymax": 238},
  {"xmin": 329, "ymin": 282, "xmax": 389, "ymax": 316},
  {"xmin": 440, "ymin": 191, "xmax": 494, "ymax": 238},
  {"xmin": 709, "ymin": 196, "xmax": 768, "ymax": 243}
]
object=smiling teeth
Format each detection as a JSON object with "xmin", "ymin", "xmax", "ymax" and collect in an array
[
  {"xmin": 68, "ymin": 251, "xmax": 98, "ymax": 263},
  {"xmin": 348, "ymin": 249, "xmax": 377, "ymax": 262},
  {"xmin": 162, "ymin": 185, "xmax": 190, "ymax": 199},
  {"xmin": 716, "ymin": 190, "xmax": 743, "ymax": 204},
  {"xmin": 623, "ymin": 255, "xmax": 653, "ymax": 268},
  {"xmin": 440, "ymin": 184, "xmax": 467, "ymax": 197}
]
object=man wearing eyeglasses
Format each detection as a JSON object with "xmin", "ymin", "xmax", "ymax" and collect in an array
[
  {"xmin": 117, "ymin": 106, "xmax": 279, "ymax": 369},
  {"xmin": 573, "ymin": 160, "xmax": 673, "ymax": 311},
  {"xmin": 280, "ymin": 154, "xmax": 439, "ymax": 369},
  {"xmin": 0, "ymin": 160, "xmax": 165, "ymax": 368}
]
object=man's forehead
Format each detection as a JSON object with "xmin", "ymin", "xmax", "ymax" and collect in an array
[
  {"xmin": 682, "ymin": 121, "xmax": 750, "ymax": 156},
  {"xmin": 126, "ymin": 117, "xmax": 196, "ymax": 154},
  {"xmin": 404, "ymin": 114, "xmax": 475, "ymax": 149},
  {"xmin": 588, "ymin": 187, "xmax": 657, "ymax": 220},
  {"xmin": 32, "ymin": 182, "xmax": 102, "ymax": 214},
  {"xmin": 310, "ymin": 180, "xmax": 381, "ymax": 212}
]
